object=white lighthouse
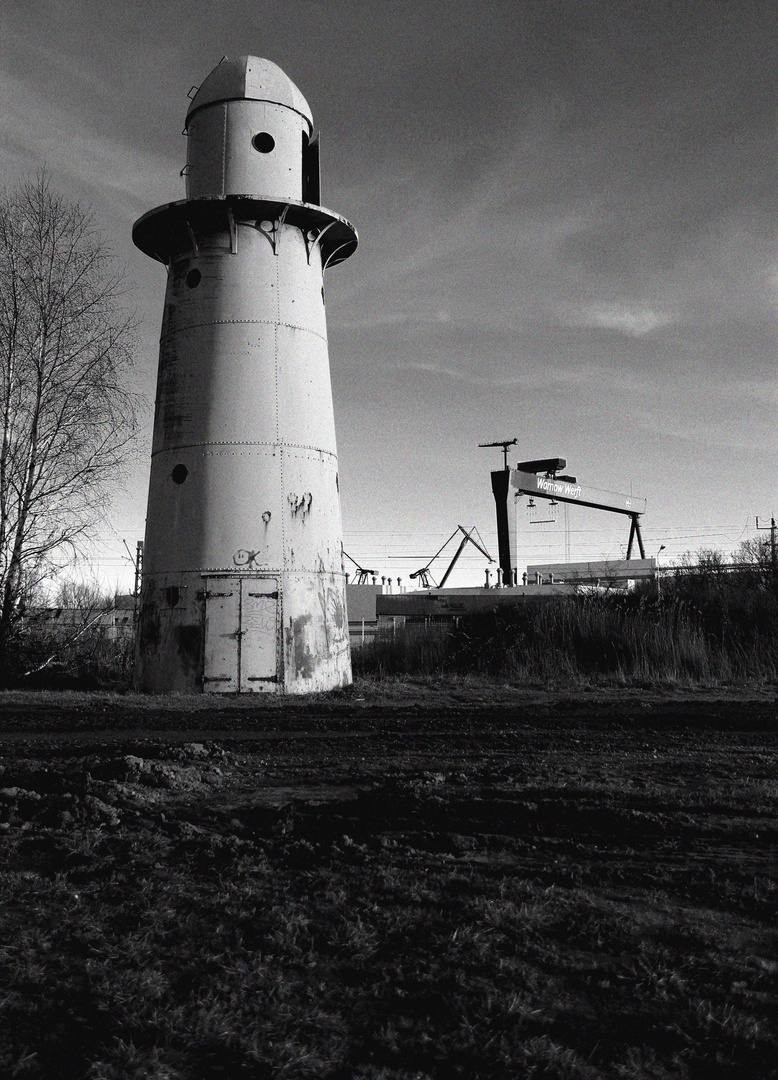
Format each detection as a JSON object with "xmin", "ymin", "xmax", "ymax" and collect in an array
[{"xmin": 133, "ymin": 56, "xmax": 357, "ymax": 693}]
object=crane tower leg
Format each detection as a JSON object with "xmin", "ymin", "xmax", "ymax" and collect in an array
[
  {"xmin": 490, "ymin": 470, "xmax": 513, "ymax": 585},
  {"xmin": 626, "ymin": 515, "xmax": 646, "ymax": 560}
]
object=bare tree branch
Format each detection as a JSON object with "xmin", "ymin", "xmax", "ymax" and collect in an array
[{"xmin": 0, "ymin": 173, "xmax": 140, "ymax": 675}]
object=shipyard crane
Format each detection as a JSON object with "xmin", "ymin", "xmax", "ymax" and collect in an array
[
  {"xmin": 511, "ymin": 462, "xmax": 646, "ymax": 559},
  {"xmin": 410, "ymin": 526, "xmax": 493, "ymax": 589},
  {"xmin": 343, "ymin": 550, "xmax": 376, "ymax": 585},
  {"xmin": 481, "ymin": 444, "xmax": 648, "ymax": 584}
]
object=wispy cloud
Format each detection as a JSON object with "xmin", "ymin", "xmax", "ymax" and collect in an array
[
  {"xmin": 562, "ymin": 302, "xmax": 677, "ymax": 337},
  {"xmin": 398, "ymin": 360, "xmax": 532, "ymax": 388},
  {"xmin": 397, "ymin": 359, "xmax": 607, "ymax": 391},
  {"xmin": 0, "ymin": 65, "xmax": 179, "ymax": 218},
  {"xmin": 0, "ymin": 22, "xmax": 117, "ymax": 101}
]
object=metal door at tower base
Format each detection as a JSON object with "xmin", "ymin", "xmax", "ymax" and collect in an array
[
  {"xmin": 203, "ymin": 580, "xmax": 239, "ymax": 691},
  {"xmin": 239, "ymin": 576, "xmax": 279, "ymax": 690},
  {"xmin": 203, "ymin": 577, "xmax": 280, "ymax": 692}
]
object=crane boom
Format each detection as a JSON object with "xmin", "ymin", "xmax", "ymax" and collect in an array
[
  {"xmin": 511, "ymin": 470, "xmax": 647, "ymax": 560},
  {"xmin": 410, "ymin": 526, "xmax": 493, "ymax": 588},
  {"xmin": 511, "ymin": 471, "xmax": 646, "ymax": 516},
  {"xmin": 343, "ymin": 549, "xmax": 376, "ymax": 585}
]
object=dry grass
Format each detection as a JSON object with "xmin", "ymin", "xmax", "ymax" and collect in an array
[{"xmin": 355, "ymin": 579, "xmax": 778, "ymax": 686}]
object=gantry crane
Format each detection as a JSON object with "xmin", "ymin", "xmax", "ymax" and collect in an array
[
  {"xmin": 512, "ymin": 460, "xmax": 646, "ymax": 559},
  {"xmin": 481, "ymin": 444, "xmax": 647, "ymax": 584}
]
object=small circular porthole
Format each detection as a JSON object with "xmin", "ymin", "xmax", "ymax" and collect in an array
[
  {"xmin": 186, "ymin": 268, "xmax": 201, "ymax": 289},
  {"xmin": 171, "ymin": 464, "xmax": 188, "ymax": 485},
  {"xmin": 252, "ymin": 132, "xmax": 275, "ymax": 153}
]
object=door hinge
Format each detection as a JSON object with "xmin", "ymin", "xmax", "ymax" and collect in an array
[
  {"xmin": 203, "ymin": 675, "xmax": 232, "ymax": 682},
  {"xmin": 247, "ymin": 591, "xmax": 279, "ymax": 599},
  {"xmin": 245, "ymin": 675, "xmax": 279, "ymax": 682},
  {"xmin": 204, "ymin": 591, "xmax": 234, "ymax": 599}
]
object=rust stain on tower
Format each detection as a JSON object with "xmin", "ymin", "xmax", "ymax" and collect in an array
[{"xmin": 133, "ymin": 56, "xmax": 357, "ymax": 693}]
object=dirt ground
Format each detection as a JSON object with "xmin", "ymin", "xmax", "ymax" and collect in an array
[{"xmin": 1, "ymin": 680, "xmax": 776, "ymax": 1078}]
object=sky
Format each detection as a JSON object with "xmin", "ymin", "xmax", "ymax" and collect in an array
[{"xmin": 1, "ymin": 0, "xmax": 776, "ymax": 591}]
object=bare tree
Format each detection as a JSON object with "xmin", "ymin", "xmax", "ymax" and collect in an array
[
  {"xmin": 736, "ymin": 534, "xmax": 775, "ymax": 585},
  {"xmin": 55, "ymin": 578, "xmax": 112, "ymax": 614},
  {"xmin": 0, "ymin": 174, "xmax": 138, "ymax": 674}
]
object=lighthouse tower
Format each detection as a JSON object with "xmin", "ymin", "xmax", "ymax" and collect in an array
[{"xmin": 133, "ymin": 57, "xmax": 357, "ymax": 693}]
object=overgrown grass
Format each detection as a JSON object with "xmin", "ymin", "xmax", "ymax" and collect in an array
[
  {"xmin": 354, "ymin": 577, "xmax": 778, "ymax": 685},
  {"xmin": 6, "ymin": 567, "xmax": 777, "ymax": 691}
]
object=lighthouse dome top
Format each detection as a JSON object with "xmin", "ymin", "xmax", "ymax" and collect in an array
[{"xmin": 185, "ymin": 56, "xmax": 313, "ymax": 130}]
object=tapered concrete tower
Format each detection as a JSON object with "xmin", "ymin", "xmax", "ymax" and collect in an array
[{"xmin": 133, "ymin": 57, "xmax": 357, "ymax": 693}]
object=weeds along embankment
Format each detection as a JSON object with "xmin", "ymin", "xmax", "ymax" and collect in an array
[
  {"xmin": 354, "ymin": 570, "xmax": 778, "ymax": 685},
  {"xmin": 5, "ymin": 564, "xmax": 777, "ymax": 691}
]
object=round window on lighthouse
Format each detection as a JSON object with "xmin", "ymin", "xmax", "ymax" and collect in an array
[{"xmin": 252, "ymin": 132, "xmax": 275, "ymax": 153}]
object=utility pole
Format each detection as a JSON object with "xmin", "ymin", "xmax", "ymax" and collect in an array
[
  {"xmin": 134, "ymin": 541, "xmax": 144, "ymax": 601},
  {"xmin": 756, "ymin": 517, "xmax": 777, "ymax": 576},
  {"xmin": 656, "ymin": 544, "xmax": 666, "ymax": 599},
  {"xmin": 122, "ymin": 538, "xmax": 144, "ymax": 606}
]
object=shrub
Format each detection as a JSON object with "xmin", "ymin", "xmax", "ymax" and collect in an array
[
  {"xmin": 1, "ymin": 618, "xmax": 134, "ymax": 690},
  {"xmin": 354, "ymin": 578, "xmax": 778, "ymax": 685}
]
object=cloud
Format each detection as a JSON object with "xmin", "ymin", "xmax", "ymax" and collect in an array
[
  {"xmin": 1, "ymin": 22, "xmax": 117, "ymax": 101},
  {"xmin": 563, "ymin": 302, "xmax": 677, "ymax": 337},
  {"xmin": 397, "ymin": 359, "xmax": 602, "ymax": 391},
  {"xmin": 734, "ymin": 377, "xmax": 778, "ymax": 407},
  {"xmin": 399, "ymin": 360, "xmax": 528, "ymax": 388},
  {"xmin": 336, "ymin": 309, "xmax": 453, "ymax": 331},
  {"xmin": 0, "ymin": 64, "xmax": 179, "ymax": 219}
]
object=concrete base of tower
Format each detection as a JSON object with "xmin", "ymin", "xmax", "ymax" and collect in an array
[{"xmin": 133, "ymin": 570, "xmax": 351, "ymax": 694}]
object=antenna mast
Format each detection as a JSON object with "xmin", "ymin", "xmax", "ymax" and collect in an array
[{"xmin": 478, "ymin": 438, "xmax": 518, "ymax": 470}]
